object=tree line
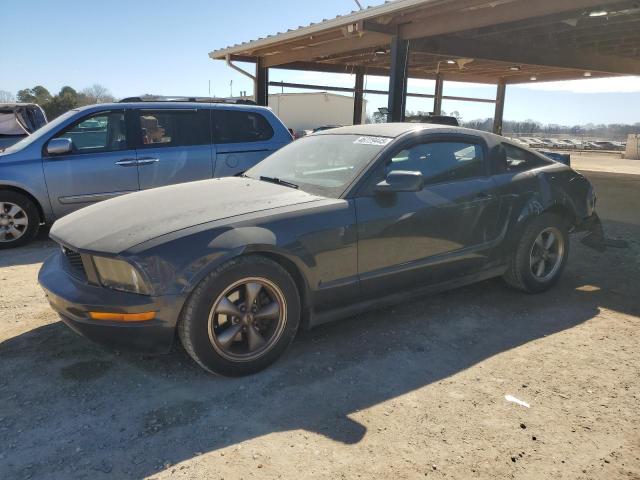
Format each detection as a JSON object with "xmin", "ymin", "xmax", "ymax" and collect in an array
[
  {"xmin": 367, "ymin": 109, "xmax": 638, "ymax": 140},
  {"xmin": 4, "ymin": 84, "xmax": 115, "ymax": 120}
]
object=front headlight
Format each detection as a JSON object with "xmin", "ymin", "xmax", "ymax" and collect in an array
[{"xmin": 93, "ymin": 256, "xmax": 151, "ymax": 295}]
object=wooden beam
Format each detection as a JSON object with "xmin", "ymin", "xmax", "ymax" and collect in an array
[
  {"xmin": 255, "ymin": 58, "xmax": 269, "ymax": 106},
  {"xmin": 388, "ymin": 35, "xmax": 409, "ymax": 122},
  {"xmin": 433, "ymin": 73, "xmax": 444, "ymax": 115},
  {"xmin": 353, "ymin": 68, "xmax": 365, "ymax": 125},
  {"xmin": 262, "ymin": 32, "xmax": 390, "ymax": 68},
  {"xmin": 411, "ymin": 35, "xmax": 640, "ymax": 75},
  {"xmin": 493, "ymin": 82, "xmax": 506, "ymax": 135},
  {"xmin": 267, "ymin": 81, "xmax": 496, "ymax": 104}
]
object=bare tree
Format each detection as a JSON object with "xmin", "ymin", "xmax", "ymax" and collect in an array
[
  {"xmin": 0, "ymin": 90, "xmax": 15, "ymax": 103},
  {"xmin": 81, "ymin": 84, "xmax": 115, "ymax": 104}
]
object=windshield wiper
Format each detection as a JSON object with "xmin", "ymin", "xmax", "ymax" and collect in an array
[{"xmin": 259, "ymin": 176, "xmax": 299, "ymax": 189}]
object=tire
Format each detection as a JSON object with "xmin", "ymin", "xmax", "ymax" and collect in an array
[
  {"xmin": 178, "ymin": 256, "xmax": 301, "ymax": 376},
  {"xmin": 503, "ymin": 213, "xmax": 570, "ymax": 293},
  {"xmin": 0, "ymin": 190, "xmax": 40, "ymax": 250}
]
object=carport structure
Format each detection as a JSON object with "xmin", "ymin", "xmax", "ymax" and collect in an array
[{"xmin": 210, "ymin": 0, "xmax": 640, "ymax": 134}]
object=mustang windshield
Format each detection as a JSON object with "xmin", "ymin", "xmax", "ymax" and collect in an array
[{"xmin": 245, "ymin": 134, "xmax": 391, "ymax": 198}]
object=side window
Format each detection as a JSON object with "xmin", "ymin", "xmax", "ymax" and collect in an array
[
  {"xmin": 503, "ymin": 143, "xmax": 549, "ymax": 172},
  {"xmin": 53, "ymin": 111, "xmax": 127, "ymax": 154},
  {"xmin": 387, "ymin": 141, "xmax": 484, "ymax": 185},
  {"xmin": 139, "ymin": 110, "xmax": 210, "ymax": 148},
  {"xmin": 213, "ymin": 110, "xmax": 274, "ymax": 144}
]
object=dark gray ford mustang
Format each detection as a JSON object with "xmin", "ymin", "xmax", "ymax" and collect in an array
[{"xmin": 39, "ymin": 124, "xmax": 603, "ymax": 376}]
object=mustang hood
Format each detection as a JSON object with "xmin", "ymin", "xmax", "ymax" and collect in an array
[{"xmin": 50, "ymin": 177, "xmax": 322, "ymax": 253}]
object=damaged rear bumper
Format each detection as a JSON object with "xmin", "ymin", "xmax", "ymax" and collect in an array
[{"xmin": 579, "ymin": 212, "xmax": 606, "ymax": 252}]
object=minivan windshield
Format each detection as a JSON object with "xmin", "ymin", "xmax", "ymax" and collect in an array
[
  {"xmin": 1, "ymin": 109, "xmax": 77, "ymax": 154},
  {"xmin": 245, "ymin": 134, "xmax": 391, "ymax": 198}
]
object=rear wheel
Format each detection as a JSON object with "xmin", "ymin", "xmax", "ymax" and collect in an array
[
  {"xmin": 178, "ymin": 256, "xmax": 300, "ymax": 376},
  {"xmin": 0, "ymin": 191, "xmax": 40, "ymax": 249},
  {"xmin": 504, "ymin": 213, "xmax": 569, "ymax": 293}
]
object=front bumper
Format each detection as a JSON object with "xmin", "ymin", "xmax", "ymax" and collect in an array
[{"xmin": 38, "ymin": 251, "xmax": 186, "ymax": 353}]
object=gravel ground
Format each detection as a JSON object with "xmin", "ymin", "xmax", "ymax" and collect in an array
[{"xmin": 0, "ymin": 171, "xmax": 638, "ymax": 480}]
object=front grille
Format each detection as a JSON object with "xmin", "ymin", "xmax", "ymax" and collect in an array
[{"xmin": 62, "ymin": 246, "xmax": 87, "ymax": 280}]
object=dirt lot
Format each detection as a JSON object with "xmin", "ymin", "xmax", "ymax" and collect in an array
[{"xmin": 1, "ymin": 171, "xmax": 638, "ymax": 480}]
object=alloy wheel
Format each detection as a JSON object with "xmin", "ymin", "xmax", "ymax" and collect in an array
[
  {"xmin": 529, "ymin": 227, "xmax": 564, "ymax": 282},
  {"xmin": 0, "ymin": 202, "xmax": 29, "ymax": 243},
  {"xmin": 208, "ymin": 277, "xmax": 287, "ymax": 362}
]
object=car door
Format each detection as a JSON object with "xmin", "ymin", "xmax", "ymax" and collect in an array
[
  {"xmin": 355, "ymin": 134, "xmax": 500, "ymax": 299},
  {"xmin": 212, "ymin": 109, "xmax": 280, "ymax": 177},
  {"xmin": 134, "ymin": 108, "xmax": 214, "ymax": 190},
  {"xmin": 43, "ymin": 109, "xmax": 139, "ymax": 218}
]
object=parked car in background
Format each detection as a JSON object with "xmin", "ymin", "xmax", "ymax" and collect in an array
[
  {"xmin": 0, "ymin": 100, "xmax": 291, "ymax": 248},
  {"xmin": 39, "ymin": 123, "xmax": 604, "ymax": 376},
  {"xmin": 584, "ymin": 141, "xmax": 605, "ymax": 150},
  {"xmin": 0, "ymin": 103, "xmax": 47, "ymax": 150},
  {"xmin": 592, "ymin": 141, "xmax": 625, "ymax": 151}
]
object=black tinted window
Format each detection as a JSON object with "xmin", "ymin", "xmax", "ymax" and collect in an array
[
  {"xmin": 138, "ymin": 110, "xmax": 210, "ymax": 148},
  {"xmin": 503, "ymin": 143, "xmax": 549, "ymax": 172},
  {"xmin": 388, "ymin": 141, "xmax": 484, "ymax": 184},
  {"xmin": 213, "ymin": 110, "xmax": 274, "ymax": 144},
  {"xmin": 54, "ymin": 111, "xmax": 127, "ymax": 154}
]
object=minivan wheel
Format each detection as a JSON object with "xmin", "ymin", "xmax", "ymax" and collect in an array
[
  {"xmin": 503, "ymin": 213, "xmax": 570, "ymax": 293},
  {"xmin": 178, "ymin": 256, "xmax": 301, "ymax": 376},
  {"xmin": 0, "ymin": 191, "xmax": 40, "ymax": 249}
]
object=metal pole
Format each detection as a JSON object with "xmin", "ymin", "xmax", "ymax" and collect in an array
[
  {"xmin": 387, "ymin": 35, "xmax": 409, "ymax": 122},
  {"xmin": 433, "ymin": 73, "xmax": 444, "ymax": 115},
  {"xmin": 493, "ymin": 81, "xmax": 506, "ymax": 135},
  {"xmin": 353, "ymin": 68, "xmax": 365, "ymax": 125},
  {"xmin": 255, "ymin": 58, "xmax": 269, "ymax": 106}
]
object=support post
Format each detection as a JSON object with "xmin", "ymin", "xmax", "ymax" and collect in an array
[
  {"xmin": 353, "ymin": 68, "xmax": 365, "ymax": 125},
  {"xmin": 433, "ymin": 73, "xmax": 444, "ymax": 115},
  {"xmin": 493, "ymin": 81, "xmax": 506, "ymax": 135},
  {"xmin": 255, "ymin": 58, "xmax": 269, "ymax": 106},
  {"xmin": 387, "ymin": 35, "xmax": 409, "ymax": 122}
]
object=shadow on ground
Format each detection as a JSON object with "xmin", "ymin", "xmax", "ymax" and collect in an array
[
  {"xmin": 0, "ymin": 229, "xmax": 55, "ymax": 268},
  {"xmin": 1, "ymin": 214, "xmax": 638, "ymax": 479}
]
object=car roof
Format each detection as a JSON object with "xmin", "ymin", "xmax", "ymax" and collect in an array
[
  {"xmin": 313, "ymin": 122, "xmax": 499, "ymax": 141},
  {"xmin": 73, "ymin": 102, "xmax": 273, "ymax": 112}
]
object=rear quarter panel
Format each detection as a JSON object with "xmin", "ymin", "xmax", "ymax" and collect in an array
[{"xmin": 488, "ymin": 164, "xmax": 589, "ymax": 265}]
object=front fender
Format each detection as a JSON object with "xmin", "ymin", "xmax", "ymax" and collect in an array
[{"xmin": 133, "ymin": 225, "xmax": 314, "ymax": 297}]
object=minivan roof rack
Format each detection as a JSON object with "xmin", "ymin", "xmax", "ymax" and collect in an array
[{"xmin": 118, "ymin": 96, "xmax": 257, "ymax": 105}]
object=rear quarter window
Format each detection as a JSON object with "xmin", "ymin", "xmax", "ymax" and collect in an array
[
  {"xmin": 502, "ymin": 143, "xmax": 550, "ymax": 172},
  {"xmin": 213, "ymin": 110, "xmax": 274, "ymax": 144}
]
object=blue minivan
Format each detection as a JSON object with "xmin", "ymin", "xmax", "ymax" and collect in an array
[{"xmin": 0, "ymin": 100, "xmax": 292, "ymax": 248}]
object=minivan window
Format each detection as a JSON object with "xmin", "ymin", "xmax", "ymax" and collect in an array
[
  {"xmin": 213, "ymin": 110, "xmax": 274, "ymax": 144},
  {"xmin": 388, "ymin": 141, "xmax": 484, "ymax": 184},
  {"xmin": 53, "ymin": 111, "xmax": 127, "ymax": 154},
  {"xmin": 138, "ymin": 110, "xmax": 210, "ymax": 148}
]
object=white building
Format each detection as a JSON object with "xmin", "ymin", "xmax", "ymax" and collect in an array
[{"xmin": 231, "ymin": 92, "xmax": 366, "ymax": 133}]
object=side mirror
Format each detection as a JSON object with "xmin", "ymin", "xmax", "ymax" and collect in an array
[
  {"xmin": 375, "ymin": 170, "xmax": 424, "ymax": 193},
  {"xmin": 46, "ymin": 138, "xmax": 73, "ymax": 155}
]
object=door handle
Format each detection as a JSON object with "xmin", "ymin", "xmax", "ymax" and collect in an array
[
  {"xmin": 137, "ymin": 157, "xmax": 160, "ymax": 165},
  {"xmin": 115, "ymin": 159, "xmax": 138, "ymax": 167}
]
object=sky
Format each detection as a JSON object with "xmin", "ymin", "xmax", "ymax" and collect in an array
[{"xmin": 3, "ymin": 0, "xmax": 640, "ymax": 126}]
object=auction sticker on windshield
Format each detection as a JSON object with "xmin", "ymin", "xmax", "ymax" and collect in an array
[{"xmin": 353, "ymin": 136, "xmax": 393, "ymax": 146}]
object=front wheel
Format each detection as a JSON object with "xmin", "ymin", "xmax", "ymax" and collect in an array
[
  {"xmin": 504, "ymin": 213, "xmax": 570, "ymax": 293},
  {"xmin": 0, "ymin": 191, "xmax": 40, "ymax": 249},
  {"xmin": 178, "ymin": 256, "xmax": 300, "ymax": 376}
]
